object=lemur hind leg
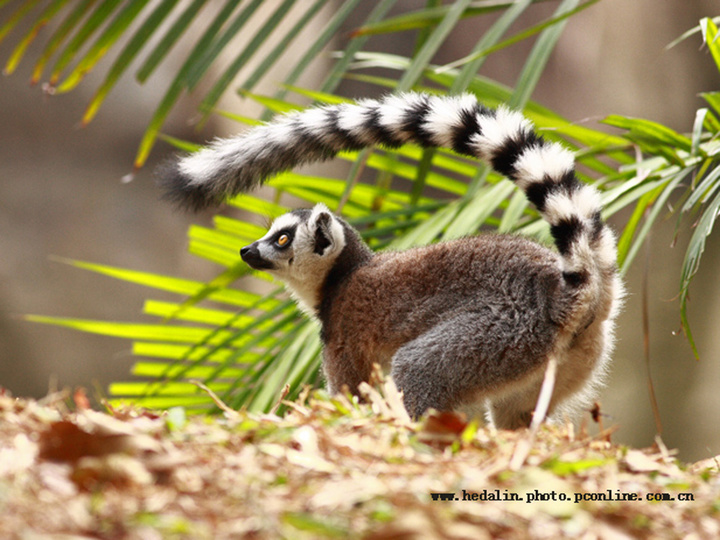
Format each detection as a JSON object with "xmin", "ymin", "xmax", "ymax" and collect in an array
[
  {"xmin": 486, "ymin": 365, "xmax": 551, "ymax": 430},
  {"xmin": 389, "ymin": 310, "xmax": 554, "ymax": 426},
  {"xmin": 488, "ymin": 335, "xmax": 606, "ymax": 430}
]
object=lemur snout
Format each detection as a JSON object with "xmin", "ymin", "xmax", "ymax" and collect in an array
[{"xmin": 240, "ymin": 243, "xmax": 273, "ymax": 270}]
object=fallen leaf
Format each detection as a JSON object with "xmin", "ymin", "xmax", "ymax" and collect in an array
[
  {"xmin": 73, "ymin": 388, "xmax": 91, "ymax": 410},
  {"xmin": 421, "ymin": 410, "xmax": 468, "ymax": 437},
  {"xmin": 38, "ymin": 421, "xmax": 129, "ymax": 463},
  {"xmin": 624, "ymin": 450, "xmax": 674, "ymax": 475},
  {"xmin": 72, "ymin": 454, "xmax": 154, "ymax": 490}
]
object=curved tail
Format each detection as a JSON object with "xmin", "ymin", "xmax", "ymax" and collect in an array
[{"xmin": 158, "ymin": 93, "xmax": 617, "ymax": 290}]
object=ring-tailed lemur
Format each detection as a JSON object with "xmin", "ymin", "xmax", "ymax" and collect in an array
[{"xmin": 158, "ymin": 93, "xmax": 622, "ymax": 429}]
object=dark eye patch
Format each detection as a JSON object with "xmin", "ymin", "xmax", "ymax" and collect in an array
[{"xmin": 272, "ymin": 226, "xmax": 297, "ymax": 249}]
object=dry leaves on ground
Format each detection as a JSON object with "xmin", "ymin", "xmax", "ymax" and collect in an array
[{"xmin": 0, "ymin": 380, "xmax": 718, "ymax": 539}]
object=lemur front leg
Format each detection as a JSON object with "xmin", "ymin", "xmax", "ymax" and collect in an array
[{"xmin": 322, "ymin": 349, "xmax": 375, "ymax": 398}]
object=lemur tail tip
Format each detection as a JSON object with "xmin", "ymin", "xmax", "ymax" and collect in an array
[{"xmin": 155, "ymin": 158, "xmax": 217, "ymax": 212}]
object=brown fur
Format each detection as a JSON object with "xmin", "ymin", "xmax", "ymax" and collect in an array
[{"xmin": 318, "ymin": 235, "xmax": 581, "ymax": 410}]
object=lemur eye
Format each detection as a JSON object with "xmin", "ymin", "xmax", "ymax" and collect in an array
[{"xmin": 276, "ymin": 233, "xmax": 290, "ymax": 248}]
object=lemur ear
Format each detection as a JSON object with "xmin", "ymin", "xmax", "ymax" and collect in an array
[
  {"xmin": 313, "ymin": 212, "xmax": 333, "ymax": 255},
  {"xmin": 310, "ymin": 204, "xmax": 335, "ymax": 255}
]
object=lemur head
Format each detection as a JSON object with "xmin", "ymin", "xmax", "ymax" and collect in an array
[{"xmin": 240, "ymin": 203, "xmax": 353, "ymax": 313}]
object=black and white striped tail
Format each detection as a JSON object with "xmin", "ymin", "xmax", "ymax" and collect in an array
[{"xmin": 158, "ymin": 93, "xmax": 616, "ymax": 283}]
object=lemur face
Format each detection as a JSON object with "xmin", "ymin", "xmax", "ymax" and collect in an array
[
  {"xmin": 240, "ymin": 204, "xmax": 347, "ymax": 311},
  {"xmin": 240, "ymin": 210, "xmax": 307, "ymax": 274}
]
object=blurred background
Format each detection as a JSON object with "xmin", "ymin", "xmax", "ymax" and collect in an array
[{"xmin": 1, "ymin": 0, "xmax": 718, "ymax": 461}]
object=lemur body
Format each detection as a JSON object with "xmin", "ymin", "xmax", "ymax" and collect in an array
[{"xmin": 159, "ymin": 93, "xmax": 622, "ymax": 428}]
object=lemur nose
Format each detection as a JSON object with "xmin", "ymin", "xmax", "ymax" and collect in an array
[
  {"xmin": 240, "ymin": 244, "xmax": 254, "ymax": 258},
  {"xmin": 240, "ymin": 243, "xmax": 259, "ymax": 262},
  {"xmin": 240, "ymin": 242, "xmax": 274, "ymax": 270}
]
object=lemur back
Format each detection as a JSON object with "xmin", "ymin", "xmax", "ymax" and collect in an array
[{"xmin": 159, "ymin": 93, "xmax": 623, "ymax": 428}]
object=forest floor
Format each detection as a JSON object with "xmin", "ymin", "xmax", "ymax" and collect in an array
[{"xmin": 1, "ymin": 380, "xmax": 719, "ymax": 539}]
